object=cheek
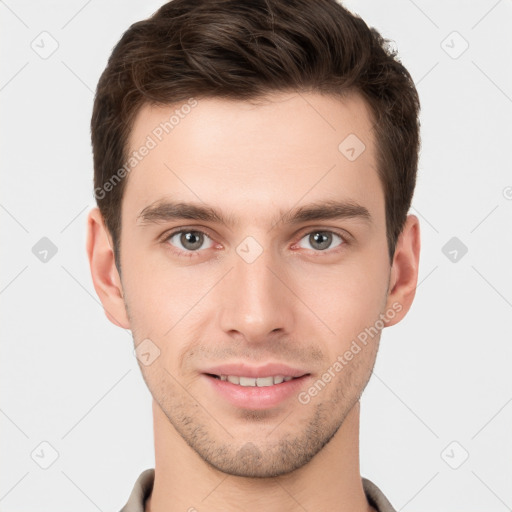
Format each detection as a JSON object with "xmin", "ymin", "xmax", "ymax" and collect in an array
[
  {"xmin": 295, "ymin": 255, "xmax": 389, "ymax": 342},
  {"xmin": 120, "ymin": 243, "xmax": 174, "ymax": 336}
]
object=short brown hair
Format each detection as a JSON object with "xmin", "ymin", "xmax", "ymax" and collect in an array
[{"xmin": 91, "ymin": 0, "xmax": 420, "ymax": 271}]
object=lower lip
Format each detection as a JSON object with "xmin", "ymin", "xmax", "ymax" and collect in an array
[{"xmin": 202, "ymin": 374, "xmax": 310, "ymax": 410}]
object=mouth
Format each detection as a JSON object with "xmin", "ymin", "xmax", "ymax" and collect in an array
[
  {"xmin": 205, "ymin": 373, "xmax": 306, "ymax": 387},
  {"xmin": 202, "ymin": 372, "xmax": 311, "ymax": 410}
]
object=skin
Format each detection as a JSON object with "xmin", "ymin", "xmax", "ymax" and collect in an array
[{"xmin": 87, "ymin": 91, "xmax": 420, "ymax": 512}]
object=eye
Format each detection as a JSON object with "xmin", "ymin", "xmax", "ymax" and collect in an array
[
  {"xmin": 296, "ymin": 230, "xmax": 345, "ymax": 252},
  {"xmin": 165, "ymin": 229, "xmax": 214, "ymax": 254}
]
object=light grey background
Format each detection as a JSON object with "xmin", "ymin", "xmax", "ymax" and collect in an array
[{"xmin": 1, "ymin": 1, "xmax": 511, "ymax": 511}]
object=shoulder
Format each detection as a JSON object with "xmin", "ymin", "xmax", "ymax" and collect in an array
[
  {"xmin": 119, "ymin": 468, "xmax": 155, "ymax": 512},
  {"xmin": 362, "ymin": 477, "xmax": 397, "ymax": 512}
]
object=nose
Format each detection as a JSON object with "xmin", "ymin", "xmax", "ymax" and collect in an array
[{"xmin": 217, "ymin": 242, "xmax": 295, "ymax": 344}]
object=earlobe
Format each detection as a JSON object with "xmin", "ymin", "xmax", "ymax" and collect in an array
[
  {"xmin": 384, "ymin": 214, "xmax": 421, "ymax": 327},
  {"xmin": 86, "ymin": 208, "xmax": 130, "ymax": 329}
]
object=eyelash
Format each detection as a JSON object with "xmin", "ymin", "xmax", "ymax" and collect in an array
[{"xmin": 161, "ymin": 227, "xmax": 350, "ymax": 258}]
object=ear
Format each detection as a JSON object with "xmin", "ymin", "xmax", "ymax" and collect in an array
[
  {"xmin": 383, "ymin": 214, "xmax": 421, "ymax": 327},
  {"xmin": 86, "ymin": 207, "xmax": 130, "ymax": 329}
]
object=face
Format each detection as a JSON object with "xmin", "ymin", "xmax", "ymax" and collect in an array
[{"xmin": 106, "ymin": 92, "xmax": 399, "ymax": 477}]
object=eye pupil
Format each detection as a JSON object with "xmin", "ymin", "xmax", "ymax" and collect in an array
[
  {"xmin": 181, "ymin": 231, "xmax": 203, "ymax": 250},
  {"xmin": 310, "ymin": 231, "xmax": 331, "ymax": 250}
]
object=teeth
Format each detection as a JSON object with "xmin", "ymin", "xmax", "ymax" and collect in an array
[
  {"xmin": 256, "ymin": 376, "xmax": 275, "ymax": 387},
  {"xmin": 218, "ymin": 375, "xmax": 296, "ymax": 386},
  {"xmin": 240, "ymin": 376, "xmax": 257, "ymax": 386}
]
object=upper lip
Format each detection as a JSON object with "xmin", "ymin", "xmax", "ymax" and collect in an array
[{"xmin": 202, "ymin": 363, "xmax": 310, "ymax": 379}]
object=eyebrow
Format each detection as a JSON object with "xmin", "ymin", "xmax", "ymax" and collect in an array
[{"xmin": 136, "ymin": 198, "xmax": 372, "ymax": 229}]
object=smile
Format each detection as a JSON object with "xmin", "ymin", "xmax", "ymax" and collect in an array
[{"xmin": 208, "ymin": 374, "xmax": 297, "ymax": 386}]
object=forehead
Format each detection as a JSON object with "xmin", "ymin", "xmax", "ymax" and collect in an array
[{"xmin": 123, "ymin": 91, "xmax": 383, "ymax": 228}]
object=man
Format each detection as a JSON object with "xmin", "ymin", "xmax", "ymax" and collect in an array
[{"xmin": 86, "ymin": 0, "xmax": 421, "ymax": 510}]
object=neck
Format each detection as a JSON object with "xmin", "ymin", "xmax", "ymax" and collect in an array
[{"xmin": 145, "ymin": 399, "xmax": 374, "ymax": 512}]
